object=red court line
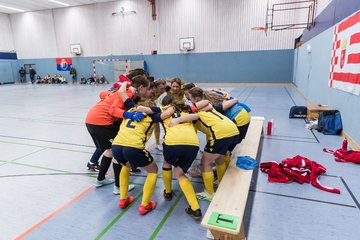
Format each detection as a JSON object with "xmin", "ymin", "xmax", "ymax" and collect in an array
[
  {"xmin": 16, "ymin": 185, "xmax": 95, "ymax": 240},
  {"xmin": 16, "ymin": 142, "xmax": 156, "ymax": 239}
]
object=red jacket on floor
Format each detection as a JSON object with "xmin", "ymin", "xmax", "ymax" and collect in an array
[
  {"xmin": 260, "ymin": 155, "xmax": 340, "ymax": 194},
  {"xmin": 324, "ymin": 148, "xmax": 360, "ymax": 164}
]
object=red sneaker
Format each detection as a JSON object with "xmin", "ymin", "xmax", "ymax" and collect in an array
[
  {"xmin": 118, "ymin": 196, "xmax": 134, "ymax": 209},
  {"xmin": 138, "ymin": 201, "xmax": 156, "ymax": 215}
]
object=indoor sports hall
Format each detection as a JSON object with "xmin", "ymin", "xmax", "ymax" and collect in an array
[{"xmin": 0, "ymin": 1, "xmax": 359, "ymax": 240}]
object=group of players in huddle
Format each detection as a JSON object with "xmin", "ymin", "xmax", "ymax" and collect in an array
[{"xmin": 85, "ymin": 69, "xmax": 251, "ymax": 219}]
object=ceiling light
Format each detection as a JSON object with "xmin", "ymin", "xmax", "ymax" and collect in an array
[
  {"xmin": 0, "ymin": 4, "xmax": 25, "ymax": 12},
  {"xmin": 48, "ymin": 0, "xmax": 69, "ymax": 7}
]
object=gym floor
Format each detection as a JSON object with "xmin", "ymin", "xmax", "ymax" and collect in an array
[{"xmin": 0, "ymin": 83, "xmax": 359, "ymax": 240}]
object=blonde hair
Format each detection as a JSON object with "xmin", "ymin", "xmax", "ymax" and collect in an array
[
  {"xmin": 189, "ymin": 87, "xmax": 227, "ymax": 105},
  {"xmin": 162, "ymin": 95, "xmax": 190, "ymax": 112}
]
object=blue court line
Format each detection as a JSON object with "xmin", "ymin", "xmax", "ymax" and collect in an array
[
  {"xmin": 0, "ymin": 140, "xmax": 94, "ymax": 153},
  {"xmin": 340, "ymin": 177, "xmax": 360, "ymax": 210},
  {"xmin": 0, "ymin": 148, "xmax": 47, "ymax": 167},
  {"xmin": 0, "ymin": 116, "xmax": 83, "ymax": 126},
  {"xmin": 250, "ymin": 189, "xmax": 357, "ymax": 209},
  {"xmin": 0, "ymin": 135, "xmax": 94, "ymax": 148},
  {"xmin": 264, "ymin": 137, "xmax": 318, "ymax": 143}
]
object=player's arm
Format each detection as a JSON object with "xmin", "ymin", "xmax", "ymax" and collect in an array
[
  {"xmin": 118, "ymin": 82, "xmax": 129, "ymax": 102},
  {"xmin": 222, "ymin": 98, "xmax": 238, "ymax": 110},
  {"xmin": 189, "ymin": 100, "xmax": 213, "ymax": 112},
  {"xmin": 168, "ymin": 113, "xmax": 199, "ymax": 127},
  {"xmin": 136, "ymin": 106, "xmax": 157, "ymax": 114},
  {"xmin": 160, "ymin": 106, "xmax": 175, "ymax": 120}
]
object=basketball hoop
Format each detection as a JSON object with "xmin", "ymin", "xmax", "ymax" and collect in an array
[{"xmin": 181, "ymin": 47, "xmax": 191, "ymax": 54}]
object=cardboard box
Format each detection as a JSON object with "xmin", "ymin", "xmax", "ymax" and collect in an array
[{"xmin": 307, "ymin": 102, "xmax": 330, "ymax": 119}]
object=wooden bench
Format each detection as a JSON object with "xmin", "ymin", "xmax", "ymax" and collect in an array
[{"xmin": 201, "ymin": 116, "xmax": 264, "ymax": 240}]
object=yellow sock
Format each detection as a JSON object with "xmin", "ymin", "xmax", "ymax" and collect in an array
[
  {"xmin": 162, "ymin": 167, "xmax": 172, "ymax": 193},
  {"xmin": 179, "ymin": 178, "xmax": 200, "ymax": 211},
  {"xmin": 155, "ymin": 131, "xmax": 160, "ymax": 144},
  {"xmin": 120, "ymin": 166, "xmax": 131, "ymax": 200},
  {"xmin": 216, "ymin": 163, "xmax": 226, "ymax": 183},
  {"xmin": 202, "ymin": 171, "xmax": 214, "ymax": 194},
  {"xmin": 224, "ymin": 154, "xmax": 231, "ymax": 169},
  {"xmin": 141, "ymin": 173, "xmax": 158, "ymax": 206}
]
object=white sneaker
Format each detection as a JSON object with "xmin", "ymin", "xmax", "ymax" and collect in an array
[
  {"xmin": 196, "ymin": 190, "xmax": 214, "ymax": 201},
  {"xmin": 113, "ymin": 184, "xmax": 135, "ymax": 195},
  {"xmin": 155, "ymin": 144, "xmax": 163, "ymax": 151},
  {"xmin": 94, "ymin": 178, "xmax": 115, "ymax": 188}
]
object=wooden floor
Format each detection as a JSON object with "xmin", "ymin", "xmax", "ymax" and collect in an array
[{"xmin": 0, "ymin": 83, "xmax": 359, "ymax": 240}]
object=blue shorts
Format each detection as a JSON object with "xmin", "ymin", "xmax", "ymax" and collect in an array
[
  {"xmin": 204, "ymin": 136, "xmax": 239, "ymax": 155},
  {"xmin": 112, "ymin": 145, "xmax": 154, "ymax": 169},
  {"xmin": 163, "ymin": 144, "xmax": 199, "ymax": 173}
]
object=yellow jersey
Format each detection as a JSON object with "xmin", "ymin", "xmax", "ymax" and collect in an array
[
  {"xmin": 195, "ymin": 109, "xmax": 239, "ymax": 141},
  {"xmin": 112, "ymin": 108, "xmax": 158, "ymax": 149},
  {"xmin": 161, "ymin": 106, "xmax": 199, "ymax": 147},
  {"xmin": 233, "ymin": 108, "xmax": 251, "ymax": 126}
]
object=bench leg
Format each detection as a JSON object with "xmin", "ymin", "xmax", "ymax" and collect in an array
[{"xmin": 239, "ymin": 222, "xmax": 245, "ymax": 239}]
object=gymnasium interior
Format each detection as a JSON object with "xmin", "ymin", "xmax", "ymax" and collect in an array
[{"xmin": 0, "ymin": 0, "xmax": 359, "ymax": 239}]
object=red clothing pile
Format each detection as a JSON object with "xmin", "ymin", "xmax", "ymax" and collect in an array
[
  {"xmin": 260, "ymin": 155, "xmax": 340, "ymax": 194},
  {"xmin": 323, "ymin": 148, "xmax": 360, "ymax": 164}
]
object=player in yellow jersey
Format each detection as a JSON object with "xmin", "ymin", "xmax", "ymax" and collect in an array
[
  {"xmin": 169, "ymin": 87, "xmax": 239, "ymax": 201},
  {"xmin": 139, "ymin": 95, "xmax": 204, "ymax": 220},
  {"xmin": 204, "ymin": 90, "xmax": 251, "ymax": 168},
  {"xmin": 112, "ymin": 82, "xmax": 174, "ymax": 215},
  {"xmin": 167, "ymin": 77, "xmax": 186, "ymax": 102}
]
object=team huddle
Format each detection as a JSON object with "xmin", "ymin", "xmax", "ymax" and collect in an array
[{"xmin": 85, "ymin": 69, "xmax": 251, "ymax": 220}]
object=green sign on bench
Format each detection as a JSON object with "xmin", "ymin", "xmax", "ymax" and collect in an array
[{"xmin": 207, "ymin": 212, "xmax": 239, "ymax": 230}]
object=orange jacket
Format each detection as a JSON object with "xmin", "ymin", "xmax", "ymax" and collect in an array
[{"xmin": 86, "ymin": 90, "xmax": 133, "ymax": 125}]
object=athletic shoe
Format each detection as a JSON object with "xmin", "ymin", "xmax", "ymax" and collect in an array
[
  {"xmin": 113, "ymin": 184, "xmax": 135, "ymax": 195},
  {"xmin": 94, "ymin": 178, "xmax": 115, "ymax": 188},
  {"xmin": 196, "ymin": 190, "xmax": 214, "ymax": 201},
  {"xmin": 87, "ymin": 162, "xmax": 100, "ymax": 171},
  {"xmin": 185, "ymin": 206, "xmax": 202, "ymax": 220},
  {"xmin": 163, "ymin": 189, "xmax": 175, "ymax": 201},
  {"xmin": 118, "ymin": 196, "xmax": 134, "ymax": 209},
  {"xmin": 138, "ymin": 201, "xmax": 156, "ymax": 215},
  {"xmin": 155, "ymin": 144, "xmax": 163, "ymax": 151}
]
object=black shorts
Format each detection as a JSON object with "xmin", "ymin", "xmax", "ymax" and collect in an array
[
  {"xmin": 228, "ymin": 123, "xmax": 250, "ymax": 152},
  {"xmin": 86, "ymin": 123, "xmax": 120, "ymax": 151},
  {"xmin": 238, "ymin": 122, "xmax": 250, "ymax": 142},
  {"xmin": 112, "ymin": 145, "xmax": 154, "ymax": 169},
  {"xmin": 204, "ymin": 136, "xmax": 238, "ymax": 155},
  {"xmin": 163, "ymin": 144, "xmax": 199, "ymax": 173}
]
